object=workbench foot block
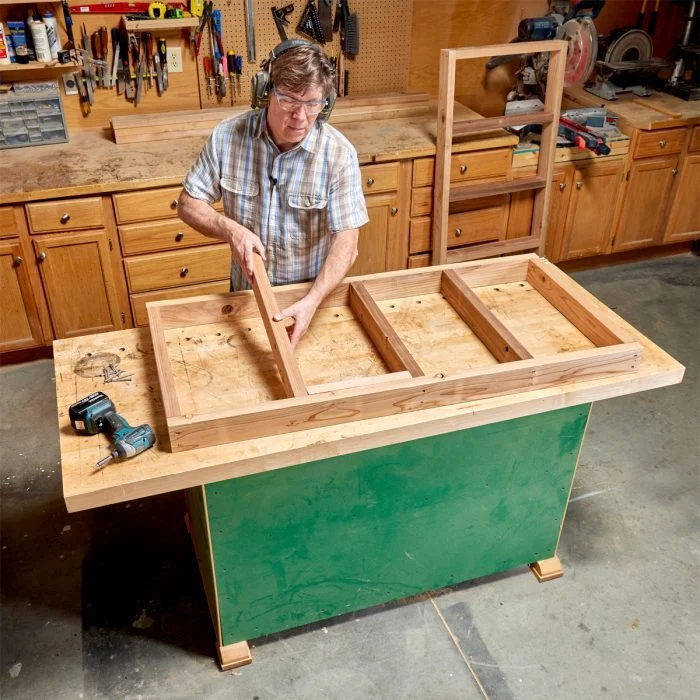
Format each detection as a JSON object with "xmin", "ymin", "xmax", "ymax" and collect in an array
[
  {"xmin": 218, "ymin": 640, "xmax": 252, "ymax": 670},
  {"xmin": 530, "ymin": 555, "xmax": 564, "ymax": 582}
]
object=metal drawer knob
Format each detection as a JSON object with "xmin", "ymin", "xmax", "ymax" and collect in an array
[
  {"xmin": 659, "ymin": 139, "xmax": 667, "ymax": 148},
  {"xmin": 180, "ymin": 267, "xmax": 189, "ymax": 277},
  {"xmin": 559, "ymin": 182, "xmax": 566, "ymax": 191},
  {"xmin": 390, "ymin": 207, "xmax": 398, "ymax": 216},
  {"xmin": 13, "ymin": 256, "xmax": 23, "ymax": 267},
  {"xmin": 672, "ymin": 167, "xmax": 679, "ymax": 176},
  {"xmin": 38, "ymin": 251, "xmax": 46, "ymax": 261},
  {"xmin": 366, "ymin": 177, "xmax": 375, "ymax": 186},
  {"xmin": 459, "ymin": 164, "xmax": 468, "ymax": 174},
  {"xmin": 175, "ymin": 232, "xmax": 184, "ymax": 241},
  {"xmin": 60, "ymin": 213, "xmax": 70, "ymax": 224},
  {"xmin": 455, "ymin": 227, "xmax": 462, "ymax": 237},
  {"xmin": 171, "ymin": 199, "xmax": 179, "ymax": 209},
  {"xmin": 576, "ymin": 181, "xmax": 583, "ymax": 190}
]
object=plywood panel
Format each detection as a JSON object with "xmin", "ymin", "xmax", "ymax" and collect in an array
[
  {"xmin": 474, "ymin": 281, "xmax": 595, "ymax": 357},
  {"xmin": 165, "ymin": 305, "xmax": 390, "ymax": 416}
]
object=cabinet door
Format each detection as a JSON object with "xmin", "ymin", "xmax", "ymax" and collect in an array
[
  {"xmin": 663, "ymin": 154, "xmax": 700, "ymax": 242},
  {"xmin": 506, "ymin": 167, "xmax": 573, "ymax": 262},
  {"xmin": 350, "ymin": 191, "xmax": 399, "ymax": 276},
  {"xmin": 0, "ymin": 239, "xmax": 44, "ymax": 352},
  {"xmin": 33, "ymin": 230, "xmax": 122, "ymax": 338},
  {"xmin": 561, "ymin": 160, "xmax": 624, "ymax": 260},
  {"xmin": 612, "ymin": 156, "xmax": 677, "ymax": 252}
]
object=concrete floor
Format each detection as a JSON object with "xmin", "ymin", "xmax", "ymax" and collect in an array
[{"xmin": 1, "ymin": 254, "xmax": 698, "ymax": 700}]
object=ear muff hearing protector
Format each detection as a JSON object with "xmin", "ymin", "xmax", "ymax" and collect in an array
[{"xmin": 251, "ymin": 39, "xmax": 336, "ymax": 121}]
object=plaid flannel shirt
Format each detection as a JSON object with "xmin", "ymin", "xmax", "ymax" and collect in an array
[{"xmin": 182, "ymin": 109, "xmax": 369, "ymax": 291}]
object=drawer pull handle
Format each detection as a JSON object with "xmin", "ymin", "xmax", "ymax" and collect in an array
[
  {"xmin": 659, "ymin": 139, "xmax": 667, "ymax": 148},
  {"xmin": 38, "ymin": 251, "xmax": 46, "ymax": 261},
  {"xmin": 366, "ymin": 177, "xmax": 375, "ymax": 186},
  {"xmin": 13, "ymin": 256, "xmax": 23, "ymax": 267},
  {"xmin": 559, "ymin": 182, "xmax": 566, "ymax": 191},
  {"xmin": 390, "ymin": 207, "xmax": 398, "ymax": 216},
  {"xmin": 60, "ymin": 213, "xmax": 70, "ymax": 224},
  {"xmin": 175, "ymin": 232, "xmax": 185, "ymax": 241},
  {"xmin": 180, "ymin": 267, "xmax": 189, "ymax": 277},
  {"xmin": 459, "ymin": 164, "xmax": 468, "ymax": 174},
  {"xmin": 576, "ymin": 181, "xmax": 583, "ymax": 190},
  {"xmin": 672, "ymin": 167, "xmax": 679, "ymax": 176},
  {"xmin": 171, "ymin": 199, "xmax": 179, "ymax": 209},
  {"xmin": 455, "ymin": 227, "xmax": 462, "ymax": 237}
]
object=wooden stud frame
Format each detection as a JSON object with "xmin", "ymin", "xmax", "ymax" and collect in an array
[
  {"xmin": 146, "ymin": 254, "xmax": 641, "ymax": 453},
  {"xmin": 432, "ymin": 41, "xmax": 568, "ymax": 265}
]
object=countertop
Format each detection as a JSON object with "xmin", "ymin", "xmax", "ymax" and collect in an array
[
  {"xmin": 1, "ymin": 102, "xmax": 519, "ymax": 205},
  {"xmin": 564, "ymin": 85, "xmax": 700, "ymax": 133}
]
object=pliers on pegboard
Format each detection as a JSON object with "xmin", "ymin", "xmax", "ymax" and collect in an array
[{"xmin": 193, "ymin": 1, "xmax": 214, "ymax": 57}]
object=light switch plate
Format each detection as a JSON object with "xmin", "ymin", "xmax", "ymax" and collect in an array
[
  {"xmin": 166, "ymin": 47, "xmax": 183, "ymax": 73},
  {"xmin": 62, "ymin": 73, "xmax": 79, "ymax": 95}
]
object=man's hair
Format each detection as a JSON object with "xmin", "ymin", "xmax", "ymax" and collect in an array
[{"xmin": 270, "ymin": 44, "xmax": 335, "ymax": 99}]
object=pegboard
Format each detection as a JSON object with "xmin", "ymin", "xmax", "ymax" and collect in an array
[{"xmin": 197, "ymin": 0, "xmax": 413, "ymax": 108}]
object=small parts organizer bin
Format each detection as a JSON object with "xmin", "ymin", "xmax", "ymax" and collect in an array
[{"xmin": 0, "ymin": 80, "xmax": 68, "ymax": 149}]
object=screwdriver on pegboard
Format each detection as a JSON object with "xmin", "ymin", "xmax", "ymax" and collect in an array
[{"xmin": 227, "ymin": 50, "xmax": 236, "ymax": 104}]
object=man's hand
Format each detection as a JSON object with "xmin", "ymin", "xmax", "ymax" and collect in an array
[
  {"xmin": 274, "ymin": 294, "xmax": 320, "ymax": 349},
  {"xmin": 226, "ymin": 224, "xmax": 266, "ymax": 284}
]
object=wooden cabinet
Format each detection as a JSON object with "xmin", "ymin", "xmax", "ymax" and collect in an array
[
  {"xmin": 350, "ymin": 191, "xmax": 401, "ymax": 276},
  {"xmin": 611, "ymin": 155, "xmax": 678, "ymax": 252},
  {"xmin": 563, "ymin": 159, "xmax": 625, "ymax": 259},
  {"xmin": 32, "ymin": 230, "xmax": 124, "ymax": 338},
  {"xmin": 663, "ymin": 153, "xmax": 700, "ymax": 242},
  {"xmin": 0, "ymin": 238, "xmax": 45, "ymax": 352}
]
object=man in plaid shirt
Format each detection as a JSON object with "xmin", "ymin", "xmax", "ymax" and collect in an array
[{"xmin": 178, "ymin": 41, "xmax": 369, "ymax": 348}]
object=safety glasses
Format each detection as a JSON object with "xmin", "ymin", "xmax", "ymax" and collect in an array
[{"xmin": 273, "ymin": 88, "xmax": 326, "ymax": 115}]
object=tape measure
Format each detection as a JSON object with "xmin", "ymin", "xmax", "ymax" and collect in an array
[{"xmin": 148, "ymin": 2, "xmax": 167, "ymax": 18}]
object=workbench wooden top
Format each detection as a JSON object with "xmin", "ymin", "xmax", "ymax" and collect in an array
[
  {"xmin": 54, "ymin": 259, "xmax": 683, "ymax": 514},
  {"xmin": 0, "ymin": 102, "xmax": 518, "ymax": 205},
  {"xmin": 564, "ymin": 85, "xmax": 700, "ymax": 132}
]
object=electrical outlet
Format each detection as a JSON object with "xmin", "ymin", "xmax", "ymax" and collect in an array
[{"xmin": 167, "ymin": 47, "xmax": 183, "ymax": 73}]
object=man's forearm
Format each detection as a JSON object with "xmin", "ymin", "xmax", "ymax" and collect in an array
[
  {"xmin": 177, "ymin": 189, "xmax": 239, "ymax": 243},
  {"xmin": 306, "ymin": 229, "xmax": 359, "ymax": 306}
]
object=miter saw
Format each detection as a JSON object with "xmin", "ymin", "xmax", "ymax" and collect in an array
[{"xmin": 487, "ymin": 0, "xmax": 604, "ymax": 100}]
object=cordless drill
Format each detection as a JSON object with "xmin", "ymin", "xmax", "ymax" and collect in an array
[{"xmin": 69, "ymin": 391, "xmax": 156, "ymax": 469}]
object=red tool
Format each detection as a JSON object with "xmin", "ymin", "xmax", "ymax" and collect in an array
[{"xmin": 558, "ymin": 116, "xmax": 611, "ymax": 156}]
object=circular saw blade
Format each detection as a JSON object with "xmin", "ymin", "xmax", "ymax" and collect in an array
[{"xmin": 560, "ymin": 17, "xmax": 598, "ymax": 86}]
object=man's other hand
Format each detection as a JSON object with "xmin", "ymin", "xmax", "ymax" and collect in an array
[
  {"xmin": 274, "ymin": 294, "xmax": 320, "ymax": 350},
  {"xmin": 228, "ymin": 225, "xmax": 266, "ymax": 283}
]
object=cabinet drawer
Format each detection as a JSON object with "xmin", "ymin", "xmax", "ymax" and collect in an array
[
  {"xmin": 361, "ymin": 162, "xmax": 399, "ymax": 194},
  {"xmin": 413, "ymin": 150, "xmax": 511, "ymax": 187},
  {"xmin": 690, "ymin": 126, "xmax": 700, "ymax": 153},
  {"xmin": 633, "ymin": 128, "xmax": 686, "ymax": 159},
  {"xmin": 119, "ymin": 219, "xmax": 219, "ymax": 256},
  {"xmin": 411, "ymin": 187, "xmax": 433, "ymax": 217},
  {"xmin": 130, "ymin": 280, "xmax": 230, "ymax": 326},
  {"xmin": 0, "ymin": 206, "xmax": 22, "ymax": 238},
  {"xmin": 124, "ymin": 244, "xmax": 230, "ymax": 293},
  {"xmin": 26, "ymin": 197, "xmax": 104, "ymax": 233},
  {"xmin": 409, "ymin": 204, "xmax": 505, "ymax": 255},
  {"xmin": 113, "ymin": 187, "xmax": 223, "ymax": 224}
]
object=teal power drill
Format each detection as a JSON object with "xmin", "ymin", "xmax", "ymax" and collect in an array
[{"xmin": 69, "ymin": 391, "xmax": 156, "ymax": 469}]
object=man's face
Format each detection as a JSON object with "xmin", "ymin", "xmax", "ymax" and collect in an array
[{"xmin": 266, "ymin": 83, "xmax": 325, "ymax": 152}]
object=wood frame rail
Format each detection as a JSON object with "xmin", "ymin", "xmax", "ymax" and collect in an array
[
  {"xmin": 432, "ymin": 41, "xmax": 567, "ymax": 265},
  {"xmin": 146, "ymin": 255, "xmax": 642, "ymax": 452}
]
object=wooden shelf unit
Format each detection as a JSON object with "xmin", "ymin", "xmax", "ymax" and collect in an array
[{"xmin": 432, "ymin": 41, "xmax": 568, "ymax": 265}]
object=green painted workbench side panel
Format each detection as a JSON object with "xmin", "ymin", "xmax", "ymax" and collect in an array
[{"xmin": 206, "ymin": 405, "xmax": 590, "ymax": 645}]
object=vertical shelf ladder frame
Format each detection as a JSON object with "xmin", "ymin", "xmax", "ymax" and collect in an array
[{"xmin": 432, "ymin": 40, "xmax": 568, "ymax": 265}]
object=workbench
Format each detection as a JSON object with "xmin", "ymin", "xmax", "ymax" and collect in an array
[{"xmin": 54, "ymin": 256, "xmax": 683, "ymax": 669}]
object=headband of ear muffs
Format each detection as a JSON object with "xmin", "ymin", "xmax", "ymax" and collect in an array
[{"xmin": 250, "ymin": 39, "xmax": 336, "ymax": 121}]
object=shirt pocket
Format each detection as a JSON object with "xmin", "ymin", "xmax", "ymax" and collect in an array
[
  {"xmin": 221, "ymin": 176, "xmax": 260, "ymax": 231},
  {"xmin": 287, "ymin": 192, "xmax": 329, "ymax": 241}
]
